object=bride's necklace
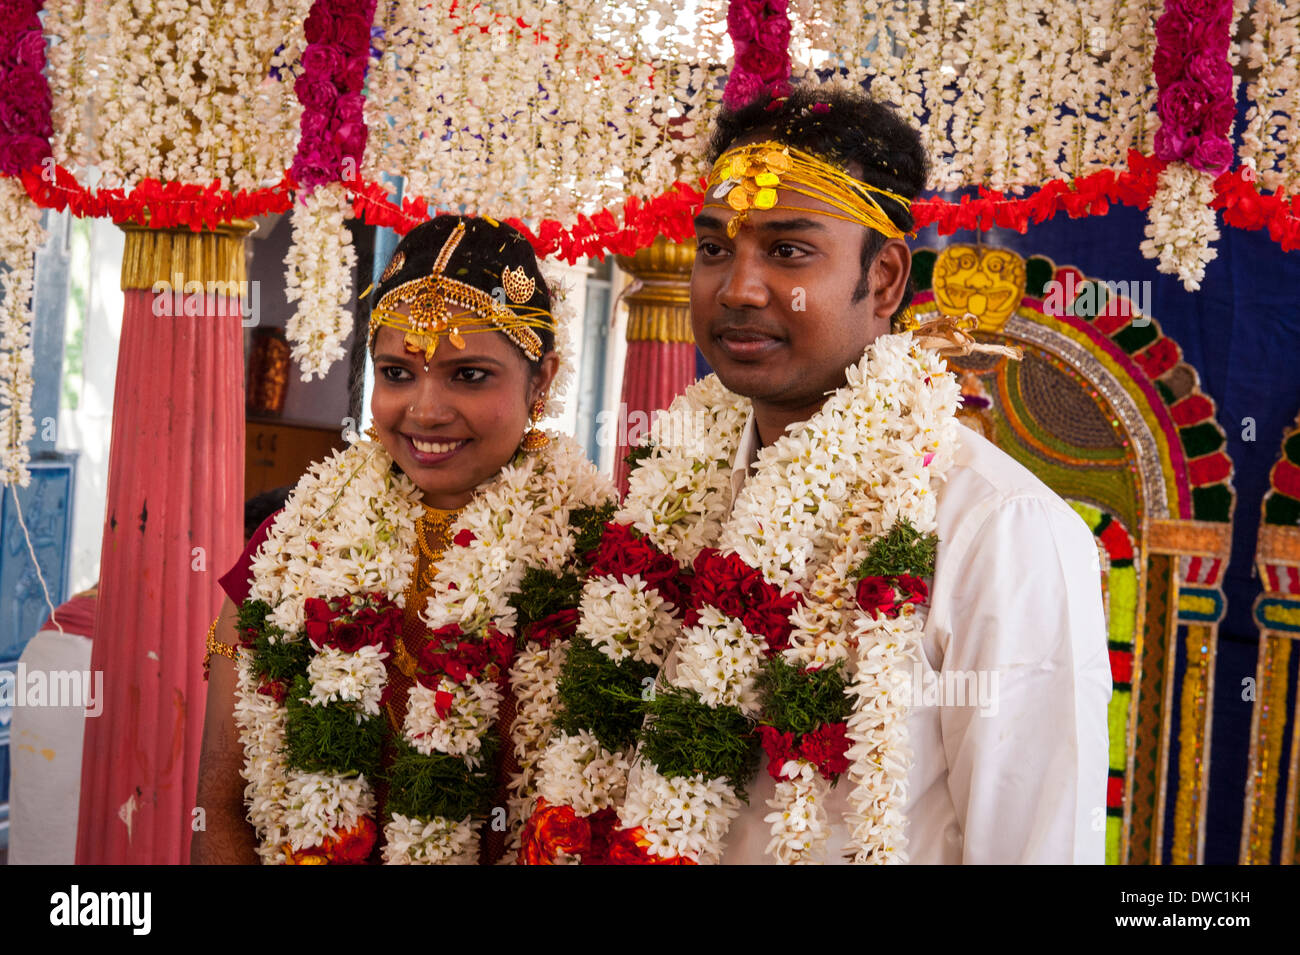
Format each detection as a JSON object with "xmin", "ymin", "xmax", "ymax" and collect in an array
[{"xmin": 394, "ymin": 504, "xmax": 464, "ymax": 679}]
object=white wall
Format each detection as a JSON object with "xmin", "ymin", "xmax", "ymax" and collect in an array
[{"xmin": 58, "ymin": 219, "xmax": 123, "ymax": 594}]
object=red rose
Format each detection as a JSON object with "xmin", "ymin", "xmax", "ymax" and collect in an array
[
  {"xmin": 894, "ymin": 574, "xmax": 929, "ymax": 609},
  {"xmin": 726, "ymin": 2, "xmax": 759, "ymax": 41},
  {"xmin": 1185, "ymin": 52, "xmax": 1232, "ymax": 99},
  {"xmin": 758, "ymin": 725, "xmax": 799, "ymax": 780},
  {"xmin": 337, "ymin": 55, "xmax": 367, "ymax": 91},
  {"xmin": 433, "ymin": 690, "xmax": 454, "ymax": 719},
  {"xmin": 1153, "ymin": 123, "xmax": 1195, "ymax": 162},
  {"xmin": 1157, "ymin": 80, "xmax": 1210, "ymax": 132},
  {"xmin": 528, "ymin": 608, "xmax": 579, "ymax": 646},
  {"xmin": 329, "ymin": 621, "xmax": 368, "ymax": 653},
  {"xmin": 754, "ymin": 16, "xmax": 791, "ymax": 55},
  {"xmin": 798, "ymin": 722, "xmax": 851, "ymax": 779},
  {"xmin": 855, "ymin": 576, "xmax": 897, "ymax": 618},
  {"xmin": 0, "ymin": 70, "xmax": 50, "ymax": 135},
  {"xmin": 738, "ymin": 45, "xmax": 787, "ymax": 83},
  {"xmin": 301, "ymin": 43, "xmax": 343, "ymax": 82},
  {"xmin": 11, "ymin": 29, "xmax": 46, "ymax": 71},
  {"xmin": 0, "ymin": 133, "xmax": 49, "ymax": 175},
  {"xmin": 453, "ymin": 529, "xmax": 476, "ymax": 547},
  {"xmin": 332, "ymin": 14, "xmax": 372, "ymax": 57},
  {"xmin": 295, "ymin": 72, "xmax": 339, "ymax": 112},
  {"xmin": 332, "ymin": 118, "xmax": 368, "ymax": 162},
  {"xmin": 258, "ymin": 679, "xmax": 289, "ymax": 704},
  {"xmin": 303, "ymin": 8, "xmax": 332, "ymax": 44},
  {"xmin": 1190, "ymin": 136, "xmax": 1234, "ymax": 175},
  {"xmin": 303, "ymin": 597, "xmax": 335, "ymax": 644}
]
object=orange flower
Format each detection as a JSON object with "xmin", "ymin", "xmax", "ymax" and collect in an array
[
  {"xmin": 519, "ymin": 799, "xmax": 592, "ymax": 864},
  {"xmin": 281, "ymin": 817, "xmax": 377, "ymax": 865}
]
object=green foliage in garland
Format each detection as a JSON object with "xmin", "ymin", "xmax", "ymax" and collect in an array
[
  {"xmin": 238, "ymin": 598, "xmax": 311, "ymax": 684},
  {"xmin": 284, "ymin": 676, "xmax": 384, "ymax": 777},
  {"xmin": 624, "ymin": 442, "xmax": 655, "ymax": 474},
  {"xmin": 640, "ymin": 687, "xmax": 759, "ymax": 798},
  {"xmin": 569, "ymin": 501, "xmax": 617, "ymax": 557},
  {"xmin": 508, "ymin": 566, "xmax": 583, "ymax": 640},
  {"xmin": 852, "ymin": 518, "xmax": 938, "ymax": 579},
  {"xmin": 385, "ymin": 737, "xmax": 499, "ymax": 822},
  {"xmin": 756, "ymin": 658, "xmax": 852, "ymax": 736},
  {"xmin": 554, "ymin": 637, "xmax": 656, "ymax": 753}
]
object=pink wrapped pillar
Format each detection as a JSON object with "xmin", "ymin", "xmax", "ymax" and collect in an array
[
  {"xmin": 614, "ymin": 237, "xmax": 698, "ymax": 492},
  {"xmin": 76, "ymin": 222, "xmax": 250, "ymax": 864}
]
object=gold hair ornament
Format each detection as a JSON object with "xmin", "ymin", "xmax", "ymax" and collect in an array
[
  {"xmin": 369, "ymin": 221, "xmax": 552, "ymax": 362},
  {"xmin": 501, "ymin": 265, "xmax": 537, "ymax": 304},
  {"xmin": 704, "ymin": 141, "xmax": 915, "ymax": 240}
]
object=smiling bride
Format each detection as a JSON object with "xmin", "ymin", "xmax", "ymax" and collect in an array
[{"xmin": 192, "ymin": 215, "xmax": 615, "ymax": 865}]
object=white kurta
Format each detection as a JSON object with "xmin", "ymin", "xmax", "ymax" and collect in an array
[{"xmin": 706, "ymin": 416, "xmax": 1113, "ymax": 864}]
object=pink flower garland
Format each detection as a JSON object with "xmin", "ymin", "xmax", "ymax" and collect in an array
[
  {"xmin": 1152, "ymin": 0, "xmax": 1236, "ymax": 175},
  {"xmin": 723, "ymin": 0, "xmax": 791, "ymax": 110},
  {"xmin": 0, "ymin": 1, "xmax": 52, "ymax": 175},
  {"xmin": 289, "ymin": 0, "xmax": 378, "ymax": 191}
]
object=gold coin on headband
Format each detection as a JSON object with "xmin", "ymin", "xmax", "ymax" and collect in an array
[
  {"xmin": 727, "ymin": 188, "xmax": 750, "ymax": 211},
  {"xmin": 764, "ymin": 150, "xmax": 791, "ymax": 172}
]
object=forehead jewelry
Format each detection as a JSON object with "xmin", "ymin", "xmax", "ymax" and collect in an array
[
  {"xmin": 704, "ymin": 141, "xmax": 915, "ymax": 240},
  {"xmin": 368, "ymin": 220, "xmax": 553, "ymax": 362}
]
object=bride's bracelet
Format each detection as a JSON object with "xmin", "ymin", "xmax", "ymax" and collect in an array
[{"xmin": 203, "ymin": 616, "xmax": 240, "ymax": 679}]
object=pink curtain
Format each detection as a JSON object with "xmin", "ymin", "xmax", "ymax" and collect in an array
[
  {"xmin": 615, "ymin": 340, "xmax": 697, "ymax": 493},
  {"xmin": 76, "ymin": 289, "xmax": 244, "ymax": 864}
]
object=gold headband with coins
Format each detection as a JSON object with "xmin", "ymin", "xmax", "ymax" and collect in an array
[
  {"xmin": 366, "ymin": 220, "xmax": 553, "ymax": 362},
  {"xmin": 704, "ymin": 141, "xmax": 916, "ymax": 240}
]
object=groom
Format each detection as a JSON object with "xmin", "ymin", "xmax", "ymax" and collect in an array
[{"xmin": 683, "ymin": 86, "xmax": 1111, "ymax": 863}]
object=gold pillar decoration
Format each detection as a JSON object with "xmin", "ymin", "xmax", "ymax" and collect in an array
[
  {"xmin": 616, "ymin": 235, "xmax": 696, "ymax": 343},
  {"xmin": 119, "ymin": 219, "xmax": 253, "ymax": 291},
  {"xmin": 1242, "ymin": 522, "xmax": 1300, "ymax": 863}
]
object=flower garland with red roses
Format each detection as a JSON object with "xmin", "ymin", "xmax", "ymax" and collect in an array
[
  {"xmin": 0, "ymin": 1, "xmax": 51, "ymax": 177},
  {"xmin": 1152, "ymin": 0, "xmax": 1236, "ymax": 176},
  {"xmin": 290, "ymin": 0, "xmax": 377, "ymax": 190},
  {"xmin": 723, "ymin": 0, "xmax": 792, "ymax": 111},
  {"xmin": 234, "ymin": 433, "xmax": 615, "ymax": 864},
  {"xmin": 524, "ymin": 333, "xmax": 961, "ymax": 864}
]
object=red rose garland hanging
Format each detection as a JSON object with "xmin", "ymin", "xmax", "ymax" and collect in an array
[{"xmin": 283, "ymin": 0, "xmax": 378, "ymax": 379}]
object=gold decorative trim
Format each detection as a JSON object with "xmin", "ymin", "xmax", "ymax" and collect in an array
[
  {"xmin": 1152, "ymin": 564, "xmax": 1181, "ymax": 864},
  {"xmin": 1257, "ymin": 524, "xmax": 1300, "ymax": 564},
  {"xmin": 616, "ymin": 236, "xmax": 696, "ymax": 344},
  {"xmin": 1284, "ymin": 691, "xmax": 1300, "ymax": 863},
  {"xmin": 1171, "ymin": 623, "xmax": 1215, "ymax": 864},
  {"xmin": 616, "ymin": 235, "xmax": 697, "ymax": 279},
  {"xmin": 626, "ymin": 305, "xmax": 695, "ymax": 343},
  {"xmin": 1147, "ymin": 519, "xmax": 1233, "ymax": 557},
  {"xmin": 119, "ymin": 219, "xmax": 254, "ymax": 290},
  {"xmin": 1241, "ymin": 634, "xmax": 1291, "ymax": 863}
]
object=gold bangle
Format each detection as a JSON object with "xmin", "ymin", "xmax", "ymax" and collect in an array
[{"xmin": 203, "ymin": 616, "xmax": 239, "ymax": 679}]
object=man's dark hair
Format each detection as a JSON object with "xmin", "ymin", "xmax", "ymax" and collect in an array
[{"xmin": 705, "ymin": 86, "xmax": 929, "ymax": 322}]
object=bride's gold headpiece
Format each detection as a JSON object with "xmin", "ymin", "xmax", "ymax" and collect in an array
[{"xmin": 367, "ymin": 218, "xmax": 553, "ymax": 362}]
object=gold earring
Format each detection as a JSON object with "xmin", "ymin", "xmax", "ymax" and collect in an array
[
  {"xmin": 365, "ymin": 425, "xmax": 381, "ymax": 441},
  {"xmin": 520, "ymin": 396, "xmax": 550, "ymax": 452}
]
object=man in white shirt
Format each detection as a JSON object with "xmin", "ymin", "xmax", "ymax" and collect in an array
[{"xmin": 687, "ymin": 85, "xmax": 1111, "ymax": 863}]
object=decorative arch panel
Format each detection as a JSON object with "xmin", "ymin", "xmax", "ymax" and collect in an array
[{"xmin": 908, "ymin": 245, "xmax": 1237, "ymax": 865}]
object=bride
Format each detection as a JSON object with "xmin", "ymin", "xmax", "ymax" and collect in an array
[{"xmin": 193, "ymin": 215, "xmax": 615, "ymax": 864}]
